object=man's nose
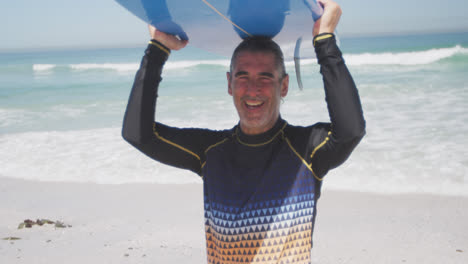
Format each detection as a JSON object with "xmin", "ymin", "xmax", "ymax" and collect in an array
[{"xmin": 245, "ymin": 79, "xmax": 260, "ymax": 95}]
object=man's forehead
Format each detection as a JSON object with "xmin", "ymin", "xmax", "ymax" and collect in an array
[
  {"xmin": 234, "ymin": 50, "xmax": 275, "ymax": 62},
  {"xmin": 233, "ymin": 51, "xmax": 277, "ymax": 71}
]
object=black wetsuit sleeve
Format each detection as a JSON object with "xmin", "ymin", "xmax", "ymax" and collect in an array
[
  {"xmin": 122, "ymin": 43, "xmax": 222, "ymax": 176},
  {"xmin": 122, "ymin": 43, "xmax": 167, "ymax": 151},
  {"xmin": 309, "ymin": 35, "xmax": 366, "ymax": 178}
]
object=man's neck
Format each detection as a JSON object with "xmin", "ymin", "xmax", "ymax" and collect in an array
[{"xmin": 240, "ymin": 117, "xmax": 280, "ymax": 136}]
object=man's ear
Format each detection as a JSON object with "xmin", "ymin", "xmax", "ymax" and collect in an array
[
  {"xmin": 281, "ymin": 74, "xmax": 289, "ymax": 97},
  {"xmin": 227, "ymin": 72, "xmax": 233, "ymax": 96}
]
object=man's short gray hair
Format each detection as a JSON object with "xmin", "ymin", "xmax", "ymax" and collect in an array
[{"xmin": 230, "ymin": 36, "xmax": 287, "ymax": 79}]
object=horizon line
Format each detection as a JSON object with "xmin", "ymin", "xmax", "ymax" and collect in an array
[{"xmin": 1, "ymin": 28, "xmax": 467, "ymax": 54}]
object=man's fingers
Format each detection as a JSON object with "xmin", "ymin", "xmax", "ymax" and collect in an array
[
  {"xmin": 154, "ymin": 30, "xmax": 188, "ymax": 50},
  {"xmin": 313, "ymin": 0, "xmax": 342, "ymax": 36},
  {"xmin": 148, "ymin": 24, "xmax": 158, "ymax": 39},
  {"xmin": 148, "ymin": 24, "xmax": 188, "ymax": 51}
]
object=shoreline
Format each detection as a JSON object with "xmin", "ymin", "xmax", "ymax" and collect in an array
[{"xmin": 1, "ymin": 177, "xmax": 467, "ymax": 263}]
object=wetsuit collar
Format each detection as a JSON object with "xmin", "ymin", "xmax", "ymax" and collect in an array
[{"xmin": 235, "ymin": 117, "xmax": 287, "ymax": 146}]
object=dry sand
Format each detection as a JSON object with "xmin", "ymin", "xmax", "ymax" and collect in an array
[{"xmin": 1, "ymin": 177, "xmax": 467, "ymax": 263}]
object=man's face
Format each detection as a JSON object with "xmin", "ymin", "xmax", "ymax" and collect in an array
[{"xmin": 227, "ymin": 51, "xmax": 289, "ymax": 135}]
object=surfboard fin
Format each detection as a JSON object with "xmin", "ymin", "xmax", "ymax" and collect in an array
[{"xmin": 294, "ymin": 37, "xmax": 303, "ymax": 90}]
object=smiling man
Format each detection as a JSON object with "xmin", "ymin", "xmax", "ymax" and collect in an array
[
  {"xmin": 122, "ymin": 0, "xmax": 365, "ymax": 263},
  {"xmin": 227, "ymin": 40, "xmax": 289, "ymax": 135}
]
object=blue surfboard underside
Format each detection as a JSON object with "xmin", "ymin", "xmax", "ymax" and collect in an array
[{"xmin": 115, "ymin": 0, "xmax": 323, "ymax": 58}]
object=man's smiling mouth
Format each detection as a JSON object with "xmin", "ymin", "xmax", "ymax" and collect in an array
[{"xmin": 244, "ymin": 100, "xmax": 264, "ymax": 109}]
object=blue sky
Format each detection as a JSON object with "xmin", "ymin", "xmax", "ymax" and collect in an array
[{"xmin": 1, "ymin": 0, "xmax": 467, "ymax": 51}]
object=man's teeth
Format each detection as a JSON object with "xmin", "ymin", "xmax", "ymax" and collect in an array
[{"xmin": 246, "ymin": 101, "xmax": 263, "ymax": 106}]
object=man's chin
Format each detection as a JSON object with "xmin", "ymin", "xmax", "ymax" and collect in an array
[{"xmin": 240, "ymin": 118, "xmax": 274, "ymax": 135}]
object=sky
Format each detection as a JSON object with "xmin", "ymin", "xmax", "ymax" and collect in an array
[{"xmin": 1, "ymin": 0, "xmax": 467, "ymax": 51}]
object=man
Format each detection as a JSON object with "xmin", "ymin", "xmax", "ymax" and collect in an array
[{"xmin": 122, "ymin": 0, "xmax": 365, "ymax": 263}]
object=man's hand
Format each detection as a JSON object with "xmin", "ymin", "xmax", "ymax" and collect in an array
[
  {"xmin": 148, "ymin": 24, "xmax": 188, "ymax": 51},
  {"xmin": 313, "ymin": 0, "xmax": 342, "ymax": 37}
]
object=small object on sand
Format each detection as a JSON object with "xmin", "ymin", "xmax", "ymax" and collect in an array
[
  {"xmin": 36, "ymin": 219, "xmax": 55, "ymax": 226},
  {"xmin": 2, "ymin": 237, "xmax": 21, "ymax": 241},
  {"xmin": 54, "ymin": 221, "xmax": 72, "ymax": 228},
  {"xmin": 18, "ymin": 219, "xmax": 71, "ymax": 229},
  {"xmin": 24, "ymin": 219, "xmax": 35, "ymax": 228},
  {"xmin": 456, "ymin": 249, "xmax": 463, "ymax": 253}
]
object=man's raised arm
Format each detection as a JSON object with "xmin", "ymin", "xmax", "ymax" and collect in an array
[
  {"xmin": 122, "ymin": 26, "xmax": 188, "ymax": 147},
  {"xmin": 310, "ymin": 0, "xmax": 366, "ymax": 177}
]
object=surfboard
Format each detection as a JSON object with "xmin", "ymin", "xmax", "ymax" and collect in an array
[{"xmin": 114, "ymin": 0, "xmax": 323, "ymax": 59}]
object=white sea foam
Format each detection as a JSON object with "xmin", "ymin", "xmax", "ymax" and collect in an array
[
  {"xmin": 33, "ymin": 64, "xmax": 56, "ymax": 71},
  {"xmin": 0, "ymin": 128, "xmax": 201, "ymax": 185},
  {"xmin": 69, "ymin": 63, "xmax": 140, "ymax": 72},
  {"xmin": 343, "ymin": 45, "xmax": 467, "ymax": 66},
  {"xmin": 290, "ymin": 45, "xmax": 468, "ymax": 67},
  {"xmin": 179, "ymin": 45, "xmax": 467, "ymax": 68},
  {"xmin": 30, "ymin": 46, "xmax": 466, "ymax": 75},
  {"xmin": 0, "ymin": 123, "xmax": 466, "ymax": 196},
  {"xmin": 0, "ymin": 102, "xmax": 126, "ymax": 134},
  {"xmin": 32, "ymin": 61, "xmax": 230, "ymax": 73},
  {"xmin": 0, "ymin": 108, "xmax": 26, "ymax": 129},
  {"xmin": 164, "ymin": 60, "xmax": 230, "ymax": 70},
  {"xmin": 68, "ymin": 60, "xmax": 230, "ymax": 72}
]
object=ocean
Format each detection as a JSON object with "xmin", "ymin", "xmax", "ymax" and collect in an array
[{"xmin": 1, "ymin": 32, "xmax": 467, "ymax": 196}]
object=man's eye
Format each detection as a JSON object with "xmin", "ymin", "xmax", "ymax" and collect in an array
[{"xmin": 259, "ymin": 77, "xmax": 273, "ymax": 83}]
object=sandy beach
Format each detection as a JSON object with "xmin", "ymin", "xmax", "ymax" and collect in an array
[{"xmin": 0, "ymin": 176, "xmax": 467, "ymax": 264}]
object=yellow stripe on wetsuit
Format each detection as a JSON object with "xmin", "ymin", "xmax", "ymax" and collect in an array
[
  {"xmin": 153, "ymin": 123, "xmax": 200, "ymax": 160},
  {"xmin": 148, "ymin": 40, "xmax": 170, "ymax": 55},
  {"xmin": 313, "ymin": 33, "xmax": 333, "ymax": 47}
]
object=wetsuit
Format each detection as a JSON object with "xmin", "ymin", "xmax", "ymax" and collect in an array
[{"xmin": 122, "ymin": 35, "xmax": 365, "ymax": 264}]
